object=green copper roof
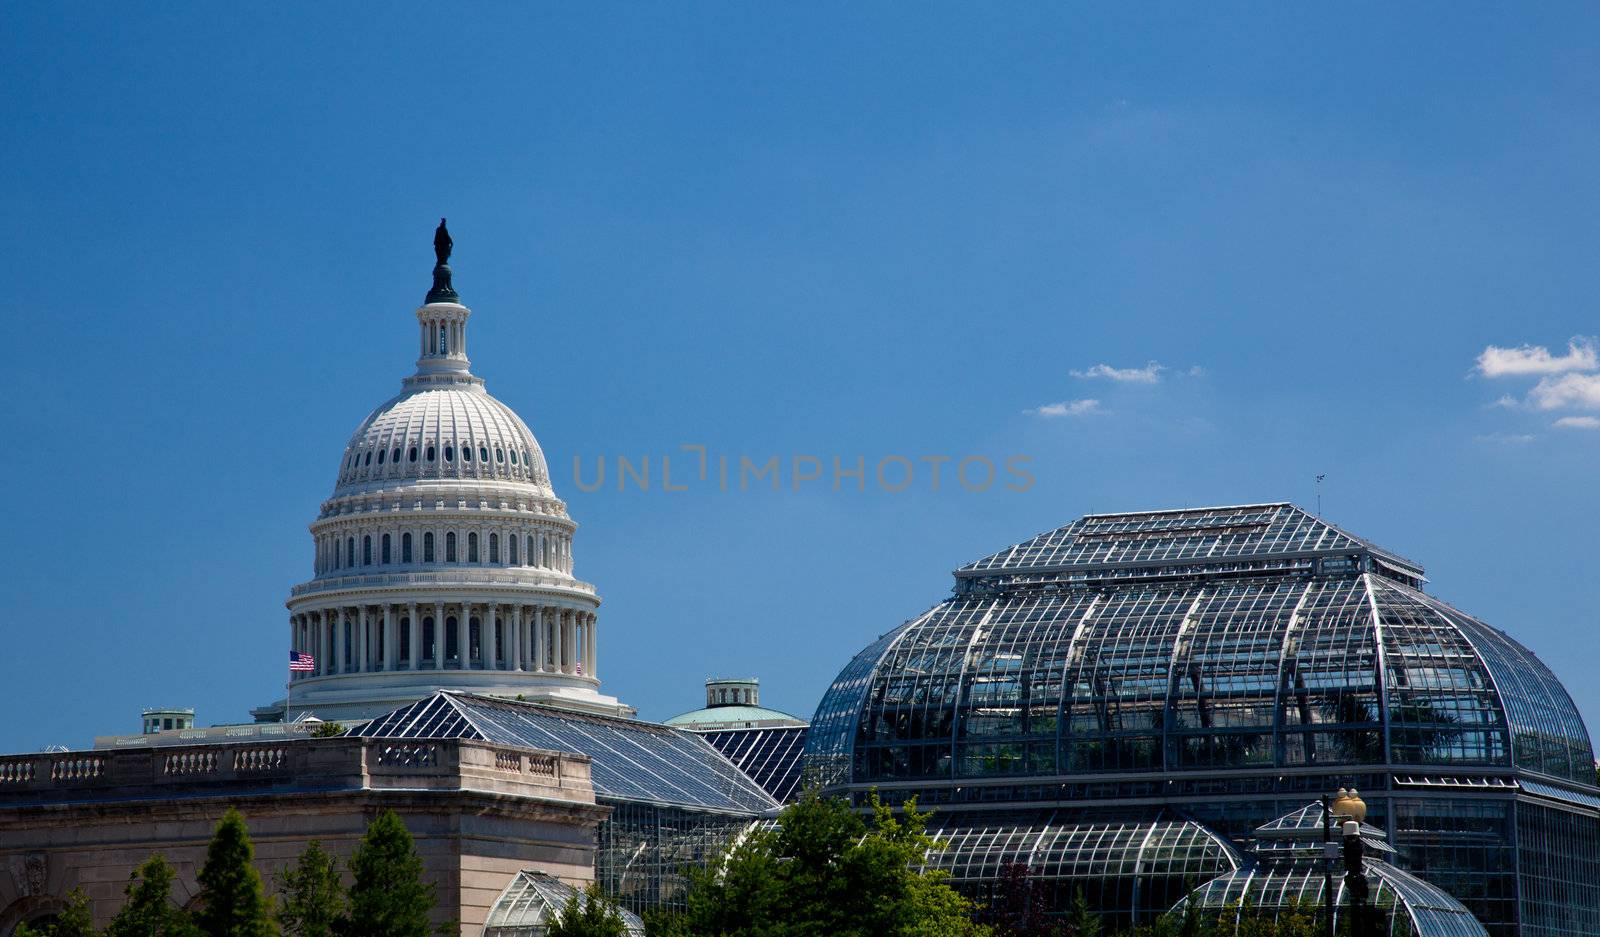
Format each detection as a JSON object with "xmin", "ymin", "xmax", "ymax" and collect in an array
[{"xmin": 663, "ymin": 705, "xmax": 805, "ymax": 727}]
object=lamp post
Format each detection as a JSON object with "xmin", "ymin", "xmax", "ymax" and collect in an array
[
  {"xmin": 1331, "ymin": 788, "xmax": 1372, "ymax": 937},
  {"xmin": 1321, "ymin": 794, "xmax": 1336, "ymax": 937}
]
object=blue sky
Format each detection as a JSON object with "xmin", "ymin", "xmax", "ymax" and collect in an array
[{"xmin": 5, "ymin": 4, "xmax": 1600, "ymax": 751}]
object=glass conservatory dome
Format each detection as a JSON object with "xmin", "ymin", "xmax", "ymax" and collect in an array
[{"xmin": 804, "ymin": 504, "xmax": 1600, "ymax": 936}]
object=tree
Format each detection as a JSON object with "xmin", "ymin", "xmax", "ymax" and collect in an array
[
  {"xmin": 344, "ymin": 810, "xmax": 436, "ymax": 937},
  {"xmin": 546, "ymin": 884, "xmax": 628, "ymax": 937},
  {"xmin": 1062, "ymin": 889, "xmax": 1100, "ymax": 937},
  {"xmin": 17, "ymin": 889, "xmax": 98, "ymax": 937},
  {"xmin": 276, "ymin": 842, "xmax": 345, "ymax": 937},
  {"xmin": 672, "ymin": 791, "xmax": 989, "ymax": 937},
  {"xmin": 984, "ymin": 862, "xmax": 1061, "ymax": 937},
  {"xmin": 194, "ymin": 809, "xmax": 277, "ymax": 937},
  {"xmin": 106, "ymin": 855, "xmax": 194, "ymax": 937}
]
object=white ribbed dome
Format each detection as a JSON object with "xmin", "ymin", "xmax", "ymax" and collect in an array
[
  {"xmin": 268, "ymin": 229, "xmax": 630, "ymax": 724},
  {"xmin": 333, "ymin": 384, "xmax": 551, "ymax": 495}
]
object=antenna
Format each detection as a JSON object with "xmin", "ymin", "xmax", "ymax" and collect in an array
[{"xmin": 1315, "ymin": 474, "xmax": 1326, "ymax": 517}]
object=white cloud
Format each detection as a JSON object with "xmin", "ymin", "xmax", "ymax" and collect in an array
[
  {"xmin": 1071, "ymin": 361, "xmax": 1165, "ymax": 383},
  {"xmin": 1476, "ymin": 337, "xmax": 1598, "ymax": 377},
  {"xmin": 1554, "ymin": 415, "xmax": 1600, "ymax": 429},
  {"xmin": 1475, "ymin": 432, "xmax": 1537, "ymax": 445},
  {"xmin": 1025, "ymin": 398, "xmax": 1100, "ymax": 418},
  {"xmin": 1184, "ymin": 365, "xmax": 1207, "ymax": 378},
  {"xmin": 1490, "ymin": 395, "xmax": 1519, "ymax": 409},
  {"xmin": 1528, "ymin": 372, "xmax": 1600, "ymax": 410}
]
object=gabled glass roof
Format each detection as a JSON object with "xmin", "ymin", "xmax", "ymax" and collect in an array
[
  {"xmin": 695, "ymin": 725, "xmax": 808, "ymax": 803},
  {"xmin": 957, "ymin": 503, "xmax": 1424, "ymax": 581},
  {"xmin": 483, "ymin": 870, "xmax": 645, "ymax": 937},
  {"xmin": 360, "ymin": 692, "xmax": 778, "ymax": 814}
]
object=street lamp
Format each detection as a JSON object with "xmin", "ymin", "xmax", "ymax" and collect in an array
[{"xmin": 1327, "ymin": 788, "xmax": 1372, "ymax": 937}]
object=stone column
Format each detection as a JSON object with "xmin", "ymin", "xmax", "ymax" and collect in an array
[
  {"xmin": 333, "ymin": 609, "xmax": 345, "ymax": 675},
  {"xmin": 510, "ymin": 605, "xmax": 522, "ymax": 671},
  {"xmin": 557, "ymin": 609, "xmax": 570, "ymax": 674},
  {"xmin": 587, "ymin": 612, "xmax": 597, "ymax": 679},
  {"xmin": 360, "ymin": 607, "xmax": 372, "ymax": 672},
  {"xmin": 319, "ymin": 610, "xmax": 329, "ymax": 676},
  {"xmin": 486, "ymin": 603, "xmax": 499, "ymax": 669},
  {"xmin": 382, "ymin": 605, "xmax": 394, "ymax": 671},
  {"xmin": 408, "ymin": 602, "xmax": 420, "ymax": 669},
  {"xmin": 434, "ymin": 601, "xmax": 445, "ymax": 668}
]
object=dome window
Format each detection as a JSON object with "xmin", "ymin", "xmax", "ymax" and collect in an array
[
  {"xmin": 480, "ymin": 447, "xmax": 489, "ymax": 463},
  {"xmin": 362, "ymin": 536, "xmax": 372, "ymax": 566},
  {"xmin": 496, "ymin": 448, "xmax": 504, "ymax": 463},
  {"xmin": 426, "ymin": 445, "xmax": 436, "ymax": 462},
  {"xmin": 402, "ymin": 532, "xmax": 413, "ymax": 563},
  {"xmin": 381, "ymin": 533, "xmax": 391, "ymax": 564},
  {"xmin": 509, "ymin": 535, "xmax": 519, "ymax": 565},
  {"xmin": 364, "ymin": 451, "xmax": 372, "ymax": 466},
  {"xmin": 489, "ymin": 533, "xmax": 499, "ymax": 563},
  {"xmin": 391, "ymin": 448, "xmax": 401, "ymax": 463},
  {"xmin": 346, "ymin": 538, "xmax": 355, "ymax": 567},
  {"xmin": 377, "ymin": 449, "xmax": 385, "ymax": 464},
  {"xmin": 468, "ymin": 532, "xmax": 479, "ymax": 563},
  {"xmin": 444, "ymin": 445, "xmax": 455, "ymax": 461},
  {"xmin": 408, "ymin": 447, "xmax": 418, "ymax": 463},
  {"xmin": 463, "ymin": 446, "xmax": 473, "ymax": 462},
  {"xmin": 423, "ymin": 532, "xmax": 435, "ymax": 563},
  {"xmin": 510, "ymin": 450, "xmax": 518, "ymax": 465},
  {"xmin": 446, "ymin": 532, "xmax": 458, "ymax": 562}
]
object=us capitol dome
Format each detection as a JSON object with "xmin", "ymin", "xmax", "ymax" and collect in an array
[{"xmin": 259, "ymin": 221, "xmax": 628, "ymax": 722}]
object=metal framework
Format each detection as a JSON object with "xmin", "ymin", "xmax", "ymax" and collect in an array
[{"xmin": 805, "ymin": 504, "xmax": 1600, "ymax": 936}]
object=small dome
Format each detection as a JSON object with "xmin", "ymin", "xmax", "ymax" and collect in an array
[
  {"xmin": 664, "ymin": 704, "xmax": 806, "ymax": 729},
  {"xmin": 331, "ymin": 385, "xmax": 551, "ymax": 495}
]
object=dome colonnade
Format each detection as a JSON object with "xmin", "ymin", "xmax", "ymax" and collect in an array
[{"xmin": 272, "ymin": 220, "xmax": 627, "ymax": 720}]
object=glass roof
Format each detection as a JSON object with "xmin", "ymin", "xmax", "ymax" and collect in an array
[
  {"xmin": 925, "ymin": 814, "xmax": 1240, "ymax": 882},
  {"xmin": 1253, "ymin": 802, "xmax": 1396, "ymax": 855},
  {"xmin": 361, "ymin": 692, "xmax": 778, "ymax": 814},
  {"xmin": 695, "ymin": 725, "xmax": 808, "ymax": 803},
  {"xmin": 1176, "ymin": 802, "xmax": 1488, "ymax": 937},
  {"xmin": 807, "ymin": 550, "xmax": 1595, "ymax": 785},
  {"xmin": 957, "ymin": 503, "xmax": 1424, "ymax": 582},
  {"xmin": 483, "ymin": 870, "xmax": 645, "ymax": 937},
  {"xmin": 1181, "ymin": 860, "xmax": 1488, "ymax": 937}
]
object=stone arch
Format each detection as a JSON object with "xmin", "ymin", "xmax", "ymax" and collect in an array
[{"xmin": 0, "ymin": 895, "xmax": 70, "ymax": 937}]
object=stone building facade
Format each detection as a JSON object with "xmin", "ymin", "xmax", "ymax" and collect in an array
[{"xmin": 0, "ymin": 737, "xmax": 604, "ymax": 936}]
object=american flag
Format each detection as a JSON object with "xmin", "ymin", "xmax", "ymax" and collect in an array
[{"xmin": 289, "ymin": 651, "xmax": 316, "ymax": 672}]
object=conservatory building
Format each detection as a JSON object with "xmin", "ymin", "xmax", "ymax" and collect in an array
[{"xmin": 806, "ymin": 503, "xmax": 1600, "ymax": 937}]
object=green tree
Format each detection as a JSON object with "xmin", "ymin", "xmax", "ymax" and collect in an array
[
  {"xmin": 673, "ymin": 790, "xmax": 989, "ymax": 937},
  {"xmin": 1062, "ymin": 889, "xmax": 1101, "ymax": 937},
  {"xmin": 344, "ymin": 810, "xmax": 436, "ymax": 937},
  {"xmin": 106, "ymin": 855, "xmax": 194, "ymax": 937},
  {"xmin": 17, "ymin": 889, "xmax": 98, "ymax": 937},
  {"xmin": 194, "ymin": 809, "xmax": 277, "ymax": 937},
  {"xmin": 546, "ymin": 884, "xmax": 628, "ymax": 937},
  {"xmin": 276, "ymin": 842, "xmax": 345, "ymax": 937}
]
